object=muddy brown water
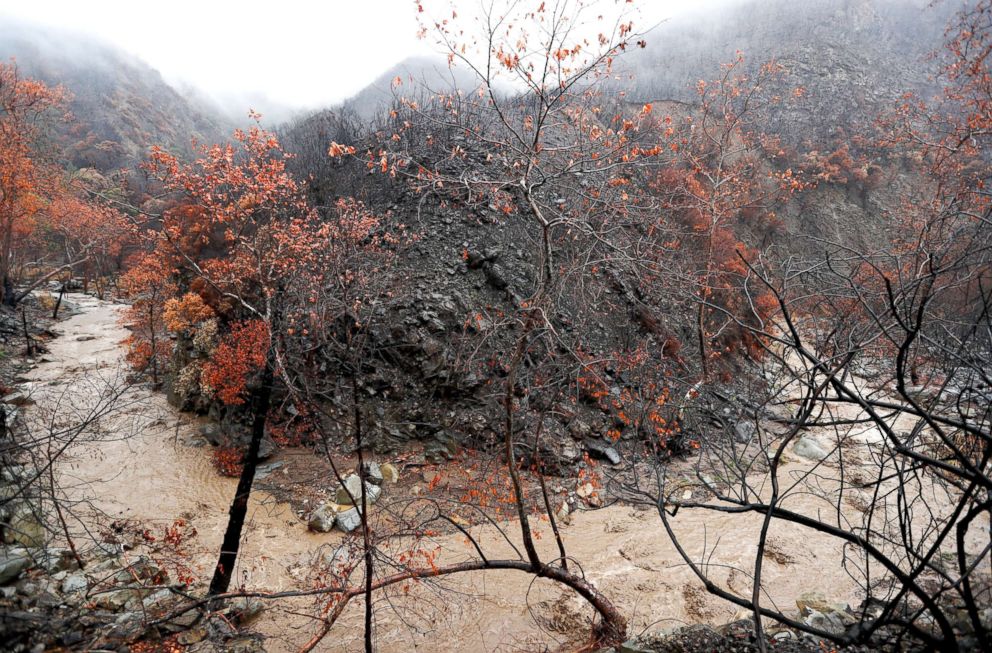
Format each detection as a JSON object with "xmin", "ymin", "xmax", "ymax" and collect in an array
[{"xmin": 29, "ymin": 295, "xmax": 910, "ymax": 652}]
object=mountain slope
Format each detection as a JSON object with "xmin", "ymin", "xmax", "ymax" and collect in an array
[
  {"xmin": 622, "ymin": 0, "xmax": 958, "ymax": 143},
  {"xmin": 0, "ymin": 18, "xmax": 230, "ymax": 171}
]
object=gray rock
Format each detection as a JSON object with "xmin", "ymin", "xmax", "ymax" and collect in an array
[
  {"xmin": 255, "ymin": 461, "xmax": 285, "ymax": 480},
  {"xmin": 0, "ymin": 548, "xmax": 31, "ymax": 584},
  {"xmin": 177, "ymin": 626, "xmax": 209, "ymax": 645},
  {"xmin": 95, "ymin": 588, "xmax": 138, "ymax": 611},
  {"xmin": 2, "ymin": 392, "xmax": 33, "ymax": 406},
  {"xmin": 61, "ymin": 572, "xmax": 88, "ymax": 594},
  {"xmin": 335, "ymin": 507, "xmax": 364, "ymax": 533},
  {"xmin": 33, "ymin": 589, "xmax": 63, "ymax": 609},
  {"xmin": 225, "ymin": 636, "xmax": 265, "ymax": 653},
  {"xmin": 585, "ymin": 438, "xmax": 621, "ymax": 465},
  {"xmin": 1, "ymin": 464, "xmax": 26, "ymax": 483},
  {"xmin": 361, "ymin": 461, "xmax": 384, "ymax": 485},
  {"xmin": 38, "ymin": 547, "xmax": 79, "ymax": 573},
  {"xmin": 5, "ymin": 503, "xmax": 45, "ymax": 547},
  {"xmin": 568, "ymin": 419, "xmax": 593, "ymax": 440},
  {"xmin": 794, "ymin": 436, "xmax": 830, "ymax": 461},
  {"xmin": 619, "ymin": 640, "xmax": 654, "ymax": 653},
  {"xmin": 142, "ymin": 588, "xmax": 173, "ymax": 609},
  {"xmin": 199, "ymin": 423, "xmax": 223, "ymax": 446},
  {"xmin": 803, "ymin": 608, "xmax": 853, "ymax": 635},
  {"xmin": 308, "ymin": 504, "xmax": 339, "ymax": 533},
  {"xmin": 225, "ymin": 597, "xmax": 264, "ymax": 623},
  {"xmin": 335, "ymin": 474, "xmax": 382, "ymax": 506},
  {"xmin": 734, "ymin": 421, "xmax": 757, "ymax": 444},
  {"xmin": 256, "ymin": 436, "xmax": 277, "ymax": 461},
  {"xmin": 484, "ymin": 263, "xmax": 509, "ymax": 289}
]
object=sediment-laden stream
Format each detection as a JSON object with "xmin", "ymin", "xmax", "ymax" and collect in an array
[{"xmin": 31, "ymin": 295, "xmax": 873, "ymax": 651}]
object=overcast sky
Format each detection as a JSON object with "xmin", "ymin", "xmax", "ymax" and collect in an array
[{"xmin": 0, "ymin": 0, "xmax": 716, "ymax": 111}]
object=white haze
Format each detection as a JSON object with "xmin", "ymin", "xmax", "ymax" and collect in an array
[{"xmin": 0, "ymin": 0, "xmax": 736, "ymax": 115}]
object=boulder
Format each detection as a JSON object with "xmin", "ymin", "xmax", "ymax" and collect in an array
[
  {"xmin": 796, "ymin": 591, "xmax": 830, "ymax": 614},
  {"xmin": 94, "ymin": 588, "xmax": 139, "ymax": 611},
  {"xmin": 484, "ymin": 263, "xmax": 509, "ymax": 289},
  {"xmin": 6, "ymin": 503, "xmax": 45, "ymax": 547},
  {"xmin": 619, "ymin": 640, "xmax": 655, "ymax": 653},
  {"xmin": 141, "ymin": 588, "xmax": 174, "ymax": 609},
  {"xmin": 225, "ymin": 636, "xmax": 266, "ymax": 653},
  {"xmin": 803, "ymin": 608, "xmax": 854, "ymax": 635},
  {"xmin": 199, "ymin": 423, "xmax": 223, "ymax": 446},
  {"xmin": 361, "ymin": 461, "xmax": 384, "ymax": 485},
  {"xmin": 380, "ymin": 463, "xmax": 400, "ymax": 484},
  {"xmin": 38, "ymin": 547, "xmax": 79, "ymax": 573},
  {"xmin": 335, "ymin": 475, "xmax": 382, "ymax": 506},
  {"xmin": 796, "ymin": 591, "xmax": 852, "ymax": 617},
  {"xmin": 0, "ymin": 548, "xmax": 31, "ymax": 584},
  {"xmin": 225, "ymin": 596, "xmax": 264, "ymax": 623},
  {"xmin": 254, "ymin": 461, "xmax": 285, "ymax": 480},
  {"xmin": 2, "ymin": 392, "xmax": 33, "ymax": 407},
  {"xmin": 308, "ymin": 504, "xmax": 343, "ymax": 533},
  {"xmin": 335, "ymin": 508, "xmax": 364, "ymax": 533},
  {"xmin": 734, "ymin": 421, "xmax": 757, "ymax": 444},
  {"xmin": 584, "ymin": 438, "xmax": 621, "ymax": 465},
  {"xmin": 568, "ymin": 419, "xmax": 593, "ymax": 440},
  {"xmin": 794, "ymin": 436, "xmax": 830, "ymax": 461},
  {"xmin": 60, "ymin": 572, "xmax": 88, "ymax": 594},
  {"xmin": 256, "ymin": 436, "xmax": 277, "ymax": 461}
]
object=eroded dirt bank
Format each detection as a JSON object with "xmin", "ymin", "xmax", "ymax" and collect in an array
[{"xmin": 36, "ymin": 295, "xmax": 865, "ymax": 652}]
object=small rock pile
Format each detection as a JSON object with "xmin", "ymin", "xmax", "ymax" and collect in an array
[{"xmin": 308, "ymin": 461, "xmax": 400, "ymax": 533}]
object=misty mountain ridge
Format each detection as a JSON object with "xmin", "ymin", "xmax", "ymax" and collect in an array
[
  {"xmin": 0, "ymin": 0, "xmax": 967, "ymax": 166},
  {"xmin": 0, "ymin": 17, "xmax": 230, "ymax": 171}
]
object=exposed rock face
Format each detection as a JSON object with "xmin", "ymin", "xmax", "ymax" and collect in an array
[{"xmin": 623, "ymin": 0, "xmax": 953, "ymax": 142}]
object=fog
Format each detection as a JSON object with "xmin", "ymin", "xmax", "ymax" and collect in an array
[{"xmin": 0, "ymin": 0, "xmax": 733, "ymax": 117}]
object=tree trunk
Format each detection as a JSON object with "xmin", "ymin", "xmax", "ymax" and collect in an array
[
  {"xmin": 52, "ymin": 284, "xmax": 65, "ymax": 320},
  {"xmin": 22, "ymin": 308, "xmax": 33, "ymax": 356},
  {"xmin": 696, "ymin": 300, "xmax": 709, "ymax": 382},
  {"xmin": 207, "ymin": 350, "xmax": 275, "ymax": 596}
]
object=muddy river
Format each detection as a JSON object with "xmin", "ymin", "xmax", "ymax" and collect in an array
[{"xmin": 28, "ymin": 295, "xmax": 877, "ymax": 651}]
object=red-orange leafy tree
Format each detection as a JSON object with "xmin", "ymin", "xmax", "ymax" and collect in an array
[
  {"xmin": 142, "ymin": 116, "xmax": 326, "ymax": 595},
  {"xmin": 0, "ymin": 61, "xmax": 124, "ymax": 306},
  {"xmin": 647, "ymin": 56, "xmax": 807, "ymax": 381},
  {"xmin": 119, "ymin": 252, "xmax": 176, "ymax": 385}
]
